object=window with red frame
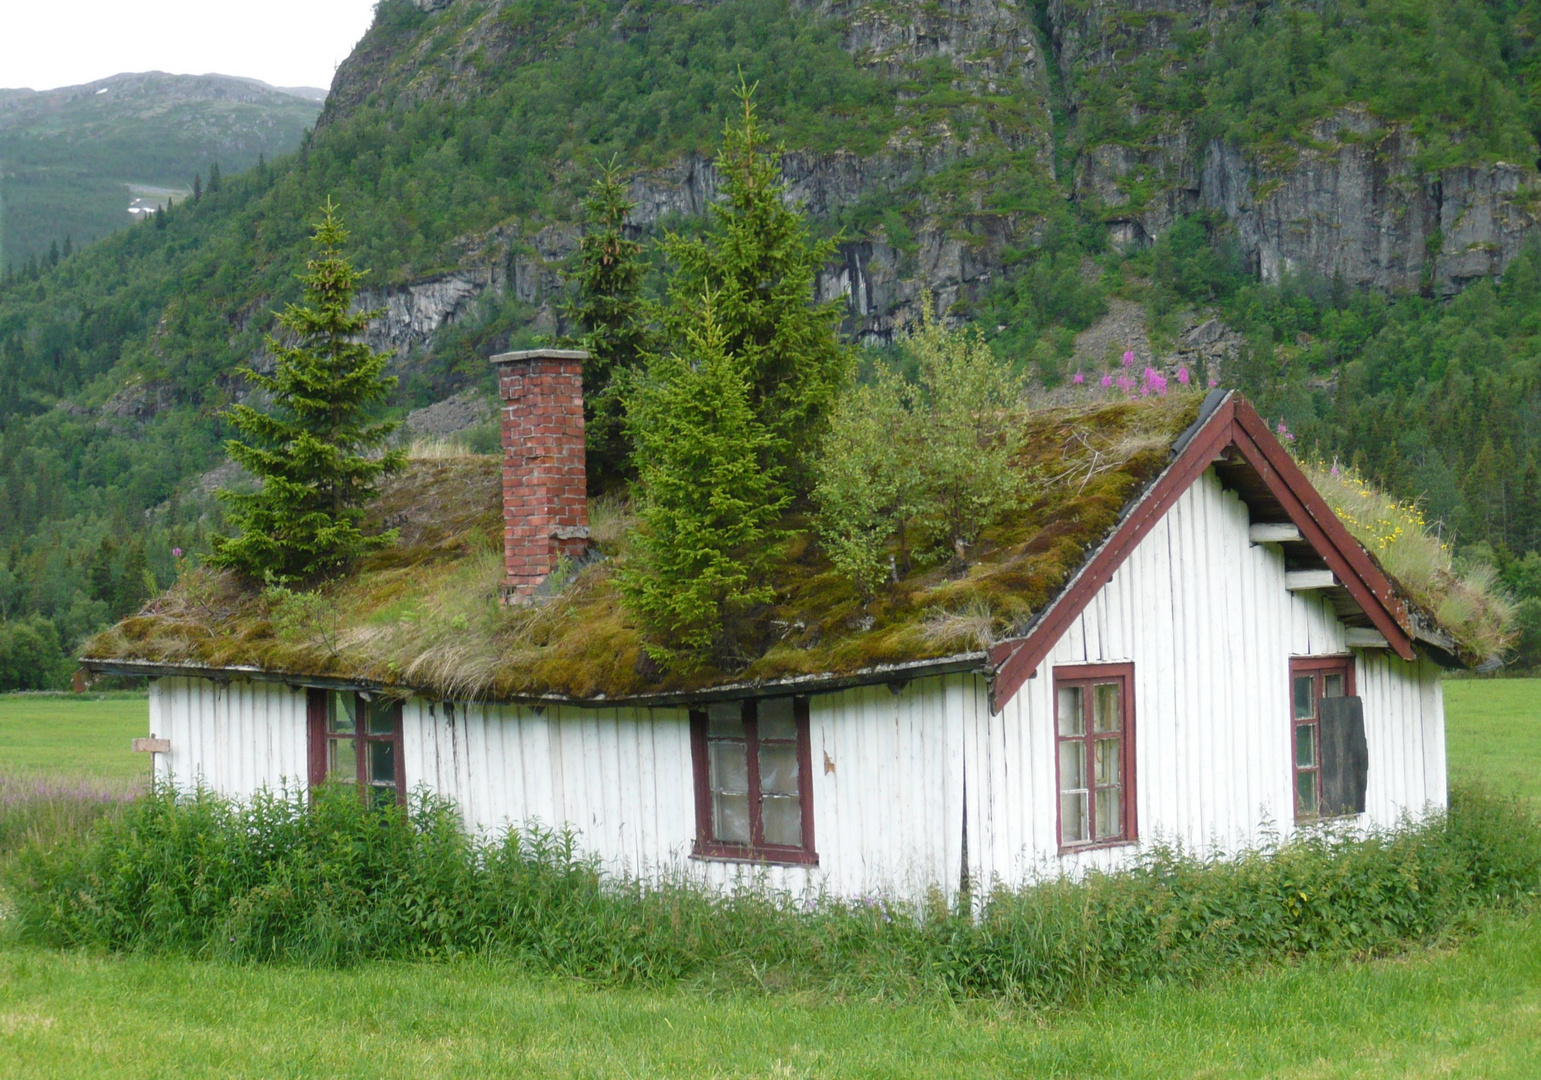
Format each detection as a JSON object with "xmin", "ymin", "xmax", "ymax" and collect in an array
[
  {"xmin": 690, "ymin": 697, "xmax": 816, "ymax": 864},
  {"xmin": 1054, "ymin": 664, "xmax": 1136, "ymax": 848},
  {"xmin": 1289, "ymin": 656, "xmax": 1353, "ymax": 819},
  {"xmin": 307, "ymin": 689, "xmax": 404, "ymax": 806}
]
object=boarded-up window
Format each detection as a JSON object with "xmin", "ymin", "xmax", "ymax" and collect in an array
[
  {"xmin": 690, "ymin": 697, "xmax": 817, "ymax": 865},
  {"xmin": 1053, "ymin": 664, "xmax": 1136, "ymax": 850},
  {"xmin": 1289, "ymin": 657, "xmax": 1357, "ymax": 820},
  {"xmin": 306, "ymin": 689, "xmax": 405, "ymax": 806},
  {"xmin": 1318, "ymin": 695, "xmax": 1369, "ymax": 816}
]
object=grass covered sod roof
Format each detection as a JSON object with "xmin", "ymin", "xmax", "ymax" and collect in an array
[{"xmin": 83, "ymin": 391, "xmax": 1497, "ymax": 702}]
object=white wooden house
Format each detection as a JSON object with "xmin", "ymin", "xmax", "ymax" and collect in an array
[{"xmin": 86, "ymin": 354, "xmax": 1464, "ymax": 900}]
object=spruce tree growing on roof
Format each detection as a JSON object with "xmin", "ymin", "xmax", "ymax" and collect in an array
[
  {"xmin": 210, "ymin": 201, "xmax": 404, "ymax": 583},
  {"xmin": 562, "ymin": 158, "xmax": 653, "ymax": 492},
  {"xmin": 620, "ymin": 292, "xmax": 788, "ymax": 672},
  {"xmin": 659, "ymin": 80, "xmax": 851, "ymax": 495}
]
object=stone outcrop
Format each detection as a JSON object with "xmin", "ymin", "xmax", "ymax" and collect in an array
[{"xmin": 339, "ymin": 0, "xmax": 1541, "ymax": 361}]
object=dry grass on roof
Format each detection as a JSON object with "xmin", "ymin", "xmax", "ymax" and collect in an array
[{"xmin": 86, "ymin": 393, "xmax": 1207, "ymax": 701}]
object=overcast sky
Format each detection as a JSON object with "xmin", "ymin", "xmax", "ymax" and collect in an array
[{"xmin": 2, "ymin": 0, "xmax": 380, "ymax": 93}]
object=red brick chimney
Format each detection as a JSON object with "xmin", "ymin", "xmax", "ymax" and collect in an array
[{"xmin": 490, "ymin": 348, "xmax": 589, "ymax": 600}]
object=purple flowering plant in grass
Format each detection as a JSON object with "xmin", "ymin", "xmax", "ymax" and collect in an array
[
  {"xmin": 1122, "ymin": 349, "xmax": 1135, "ymax": 367},
  {"xmin": 1073, "ymin": 371, "xmax": 1085, "ymax": 384}
]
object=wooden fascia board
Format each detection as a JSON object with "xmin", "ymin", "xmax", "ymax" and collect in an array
[
  {"xmin": 1227, "ymin": 402, "xmax": 1417, "ymax": 662},
  {"xmin": 987, "ymin": 396, "xmax": 1238, "ymax": 711}
]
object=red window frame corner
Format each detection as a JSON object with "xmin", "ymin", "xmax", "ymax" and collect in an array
[
  {"xmin": 1052, "ymin": 662, "xmax": 1138, "ymax": 854},
  {"xmin": 690, "ymin": 696, "xmax": 819, "ymax": 867}
]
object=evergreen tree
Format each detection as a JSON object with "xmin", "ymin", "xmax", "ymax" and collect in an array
[
  {"xmin": 210, "ymin": 201, "xmax": 404, "ymax": 582},
  {"xmin": 207, "ymin": 162, "xmax": 222, "ymax": 194},
  {"xmin": 193, "ymin": 173, "xmax": 202, "ymax": 203},
  {"xmin": 659, "ymin": 81, "xmax": 851, "ymax": 494},
  {"xmin": 62, "ymin": 236, "xmax": 71, "ymax": 259},
  {"xmin": 47, "ymin": 241, "xmax": 58, "ymax": 267},
  {"xmin": 562, "ymin": 159, "xmax": 652, "ymax": 492},
  {"xmin": 620, "ymin": 292, "xmax": 788, "ymax": 672}
]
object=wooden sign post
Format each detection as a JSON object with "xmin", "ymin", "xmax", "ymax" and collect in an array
[{"xmin": 132, "ymin": 736, "xmax": 170, "ymax": 780}]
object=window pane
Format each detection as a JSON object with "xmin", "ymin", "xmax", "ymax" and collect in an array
[
  {"xmin": 1057, "ymin": 686, "xmax": 1084, "ymax": 736},
  {"xmin": 758, "ymin": 743, "xmax": 799, "ymax": 796},
  {"xmin": 1061, "ymin": 792, "xmax": 1089, "ymax": 844},
  {"xmin": 710, "ymin": 740, "xmax": 748, "ymax": 794},
  {"xmin": 758, "ymin": 697, "xmax": 797, "ymax": 741},
  {"xmin": 369, "ymin": 740, "xmax": 396, "ymax": 788},
  {"xmin": 1296, "ymin": 769, "xmax": 1319, "ymax": 815},
  {"xmin": 328, "ymin": 737, "xmax": 356, "ymax": 782},
  {"xmin": 1058, "ymin": 739, "xmax": 1087, "ymax": 791},
  {"xmin": 366, "ymin": 699, "xmax": 396, "ymax": 735},
  {"xmin": 1095, "ymin": 786, "xmax": 1123, "ymax": 840},
  {"xmin": 329, "ymin": 692, "xmax": 356, "ymax": 734},
  {"xmin": 1295, "ymin": 723, "xmax": 1317, "ymax": 769},
  {"xmin": 761, "ymin": 794, "xmax": 802, "ymax": 846},
  {"xmin": 1292, "ymin": 675, "xmax": 1315, "ymax": 719},
  {"xmin": 1323, "ymin": 673, "xmax": 1345, "ymax": 698},
  {"xmin": 713, "ymin": 792, "xmax": 750, "ymax": 843},
  {"xmin": 1094, "ymin": 737, "xmax": 1121, "ymax": 786},
  {"xmin": 1092, "ymin": 683, "xmax": 1121, "ymax": 732},
  {"xmin": 707, "ymin": 701, "xmax": 743, "ymax": 738}
]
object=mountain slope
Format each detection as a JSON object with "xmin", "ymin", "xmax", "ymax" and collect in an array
[
  {"xmin": 8, "ymin": 0, "xmax": 1541, "ymax": 678},
  {"xmin": 0, "ymin": 72, "xmax": 322, "ymax": 268}
]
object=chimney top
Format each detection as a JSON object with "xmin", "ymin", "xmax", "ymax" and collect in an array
[{"xmin": 491, "ymin": 348, "xmax": 590, "ymax": 365}]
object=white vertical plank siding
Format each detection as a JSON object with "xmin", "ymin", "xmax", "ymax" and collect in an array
[
  {"xmin": 973, "ymin": 467, "xmax": 1447, "ymax": 890},
  {"xmin": 150, "ymin": 677, "xmax": 307, "ymax": 797}
]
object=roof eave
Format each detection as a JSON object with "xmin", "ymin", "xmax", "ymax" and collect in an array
[{"xmin": 80, "ymin": 651, "xmax": 992, "ymax": 708}]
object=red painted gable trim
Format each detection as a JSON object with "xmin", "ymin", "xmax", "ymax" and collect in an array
[{"xmin": 988, "ymin": 394, "xmax": 1417, "ymax": 712}]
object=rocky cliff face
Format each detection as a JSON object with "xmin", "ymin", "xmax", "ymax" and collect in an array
[
  {"xmin": 347, "ymin": 0, "xmax": 1541, "ymax": 357},
  {"xmin": 1049, "ymin": 0, "xmax": 1541, "ymax": 295}
]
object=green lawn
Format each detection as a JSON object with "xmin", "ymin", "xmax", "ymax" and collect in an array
[
  {"xmin": 0, "ymin": 910, "xmax": 1538, "ymax": 1078},
  {"xmin": 1445, "ymin": 678, "xmax": 1541, "ymax": 801},
  {"xmin": 0, "ymin": 693, "xmax": 147, "ymax": 783},
  {"xmin": 2, "ymin": 681, "xmax": 1541, "ymax": 1077}
]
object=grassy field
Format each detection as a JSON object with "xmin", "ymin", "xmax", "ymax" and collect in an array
[
  {"xmin": 1445, "ymin": 678, "xmax": 1541, "ymax": 801},
  {"xmin": 0, "ymin": 909, "xmax": 1538, "ymax": 1077},
  {"xmin": 0, "ymin": 682, "xmax": 1539, "ymax": 1077},
  {"xmin": 0, "ymin": 693, "xmax": 147, "ymax": 782}
]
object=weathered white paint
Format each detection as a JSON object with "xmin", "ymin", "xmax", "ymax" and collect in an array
[
  {"xmin": 1285, "ymin": 569, "xmax": 1337, "ymax": 590},
  {"xmin": 1248, "ymin": 523, "xmax": 1302, "ymax": 543},
  {"xmin": 149, "ymin": 676, "xmax": 308, "ymax": 797},
  {"xmin": 400, "ymin": 675, "xmax": 970, "ymax": 899},
  {"xmin": 144, "ymin": 467, "xmax": 1446, "ymax": 901},
  {"xmin": 974, "ymin": 468, "xmax": 1446, "ymax": 890}
]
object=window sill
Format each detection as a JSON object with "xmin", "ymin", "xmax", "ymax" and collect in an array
[
  {"xmin": 1058, "ymin": 837, "xmax": 1138, "ymax": 856},
  {"xmin": 690, "ymin": 843, "xmax": 820, "ymax": 868}
]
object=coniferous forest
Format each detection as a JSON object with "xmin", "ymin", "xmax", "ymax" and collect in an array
[{"xmin": 11, "ymin": 0, "xmax": 1541, "ymax": 683}]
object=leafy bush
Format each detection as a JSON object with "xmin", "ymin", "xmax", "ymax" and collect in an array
[
  {"xmin": 9, "ymin": 782, "xmax": 1538, "ymax": 1006},
  {"xmin": 814, "ymin": 308, "xmax": 1030, "ymax": 596},
  {"xmin": 0, "ymin": 615, "xmax": 73, "ymax": 691}
]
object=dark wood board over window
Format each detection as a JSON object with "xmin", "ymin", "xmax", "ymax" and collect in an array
[
  {"xmin": 1053, "ymin": 663, "xmax": 1137, "ymax": 852},
  {"xmin": 306, "ymin": 688, "xmax": 405, "ymax": 806},
  {"xmin": 690, "ymin": 697, "xmax": 817, "ymax": 865},
  {"xmin": 1289, "ymin": 656, "xmax": 1355, "ymax": 821}
]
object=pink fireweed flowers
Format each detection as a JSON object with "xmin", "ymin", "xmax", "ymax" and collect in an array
[
  {"xmin": 1101, "ymin": 373, "xmax": 1114, "ymax": 388},
  {"xmin": 1177, "ymin": 366, "xmax": 1191, "ymax": 385},
  {"xmin": 1073, "ymin": 371, "xmax": 1085, "ymax": 384},
  {"xmin": 1122, "ymin": 349, "xmax": 1135, "ymax": 367},
  {"xmin": 1143, "ymin": 367, "xmax": 1168, "ymax": 396},
  {"xmin": 1275, "ymin": 420, "xmax": 1295, "ymax": 442}
]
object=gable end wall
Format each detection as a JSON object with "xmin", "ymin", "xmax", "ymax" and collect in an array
[{"xmin": 970, "ymin": 467, "xmax": 1446, "ymax": 886}]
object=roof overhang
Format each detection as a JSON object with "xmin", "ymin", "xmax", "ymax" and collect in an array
[
  {"xmin": 986, "ymin": 391, "xmax": 1426, "ymax": 712},
  {"xmin": 80, "ymin": 652, "xmax": 991, "ymax": 708}
]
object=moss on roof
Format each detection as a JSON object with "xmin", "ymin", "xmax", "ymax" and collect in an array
[{"xmin": 85, "ymin": 393, "xmax": 1214, "ymax": 700}]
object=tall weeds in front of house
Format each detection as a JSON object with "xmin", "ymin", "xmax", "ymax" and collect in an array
[
  {"xmin": 6, "ymin": 784, "xmax": 1539, "ymax": 1005},
  {"xmin": 0, "ymin": 771, "xmax": 140, "ymax": 869}
]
